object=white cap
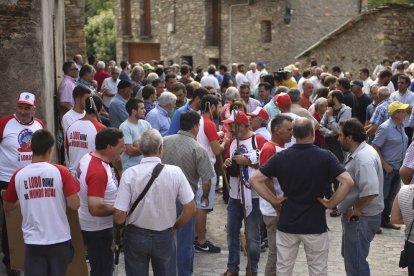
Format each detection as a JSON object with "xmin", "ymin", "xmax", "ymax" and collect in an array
[{"xmin": 17, "ymin": 92, "xmax": 36, "ymax": 107}]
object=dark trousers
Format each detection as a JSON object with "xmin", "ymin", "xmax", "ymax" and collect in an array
[
  {"xmin": 405, "ymin": 127, "xmax": 413, "ymax": 147},
  {"xmin": 0, "ymin": 181, "xmax": 10, "ymax": 267},
  {"xmin": 24, "ymin": 240, "xmax": 73, "ymax": 276},
  {"xmin": 407, "ymin": 241, "xmax": 414, "ymax": 276},
  {"xmin": 82, "ymin": 228, "xmax": 114, "ymax": 276}
]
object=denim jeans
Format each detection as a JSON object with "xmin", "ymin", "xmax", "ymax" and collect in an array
[
  {"xmin": 82, "ymin": 228, "xmax": 114, "ymax": 276},
  {"xmin": 124, "ymin": 225, "xmax": 176, "ymax": 276},
  {"xmin": 341, "ymin": 214, "xmax": 381, "ymax": 276},
  {"xmin": 382, "ymin": 169, "xmax": 401, "ymax": 224},
  {"xmin": 0, "ymin": 181, "xmax": 10, "ymax": 267},
  {"xmin": 174, "ymin": 200, "xmax": 195, "ymax": 276},
  {"xmin": 226, "ymin": 198, "xmax": 261, "ymax": 273}
]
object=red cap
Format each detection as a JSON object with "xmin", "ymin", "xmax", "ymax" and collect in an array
[
  {"xmin": 222, "ymin": 111, "xmax": 249, "ymax": 124},
  {"xmin": 274, "ymin": 93, "xmax": 292, "ymax": 109},
  {"xmin": 247, "ymin": 107, "xmax": 270, "ymax": 121}
]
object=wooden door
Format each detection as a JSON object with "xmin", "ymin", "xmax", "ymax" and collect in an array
[{"xmin": 128, "ymin": 43, "xmax": 160, "ymax": 63}]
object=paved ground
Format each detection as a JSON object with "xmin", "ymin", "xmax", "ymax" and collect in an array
[{"xmin": 0, "ymin": 189, "xmax": 409, "ymax": 276}]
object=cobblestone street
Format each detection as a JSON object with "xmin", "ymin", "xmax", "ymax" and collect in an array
[{"xmin": 0, "ymin": 190, "xmax": 409, "ymax": 276}]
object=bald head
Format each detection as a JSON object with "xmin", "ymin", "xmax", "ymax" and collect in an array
[
  {"xmin": 378, "ymin": 86, "xmax": 391, "ymax": 101},
  {"xmin": 293, "ymin": 118, "xmax": 315, "ymax": 141}
]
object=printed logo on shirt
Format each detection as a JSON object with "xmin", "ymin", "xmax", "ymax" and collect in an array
[
  {"xmin": 75, "ymin": 164, "xmax": 82, "ymax": 180},
  {"xmin": 22, "ymin": 176, "xmax": 56, "ymax": 200},
  {"xmin": 233, "ymin": 144, "xmax": 251, "ymax": 190},
  {"xmin": 69, "ymin": 131, "xmax": 88, "ymax": 148},
  {"xmin": 17, "ymin": 129, "xmax": 34, "ymax": 162}
]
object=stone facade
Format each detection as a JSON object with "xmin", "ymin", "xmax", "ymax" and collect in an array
[
  {"xmin": 64, "ymin": 0, "xmax": 86, "ymax": 60},
  {"xmin": 296, "ymin": 4, "xmax": 414, "ymax": 76},
  {"xmin": 115, "ymin": 0, "xmax": 367, "ymax": 72},
  {"xmin": 0, "ymin": 0, "xmax": 66, "ymax": 147}
]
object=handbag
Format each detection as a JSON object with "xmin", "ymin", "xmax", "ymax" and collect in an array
[{"xmin": 399, "ymin": 196, "xmax": 414, "ymax": 268}]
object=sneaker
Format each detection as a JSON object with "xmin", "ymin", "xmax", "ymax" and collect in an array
[{"xmin": 194, "ymin": 240, "xmax": 221, "ymax": 253}]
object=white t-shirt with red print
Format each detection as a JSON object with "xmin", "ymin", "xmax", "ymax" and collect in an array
[
  {"xmin": 259, "ymin": 141, "xmax": 286, "ymax": 216},
  {"xmin": 76, "ymin": 153, "xmax": 117, "ymax": 231},
  {"xmin": 65, "ymin": 119, "xmax": 106, "ymax": 174},
  {"xmin": 197, "ymin": 115, "xmax": 219, "ymax": 165},
  {"xmin": 0, "ymin": 115, "xmax": 44, "ymax": 182},
  {"xmin": 3, "ymin": 162, "xmax": 79, "ymax": 245}
]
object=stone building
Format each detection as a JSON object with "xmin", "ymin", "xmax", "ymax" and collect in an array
[
  {"xmin": 295, "ymin": 4, "xmax": 414, "ymax": 76},
  {"xmin": 115, "ymin": 0, "xmax": 368, "ymax": 71},
  {"xmin": 0, "ymin": 0, "xmax": 86, "ymax": 137}
]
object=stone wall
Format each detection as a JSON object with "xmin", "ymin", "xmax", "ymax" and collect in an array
[
  {"xmin": 115, "ymin": 0, "xmax": 365, "ymax": 72},
  {"xmin": 64, "ymin": 0, "xmax": 86, "ymax": 61},
  {"xmin": 295, "ymin": 5, "xmax": 414, "ymax": 76}
]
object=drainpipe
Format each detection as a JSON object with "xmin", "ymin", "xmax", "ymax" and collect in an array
[{"xmin": 229, "ymin": 0, "xmax": 251, "ymax": 62}]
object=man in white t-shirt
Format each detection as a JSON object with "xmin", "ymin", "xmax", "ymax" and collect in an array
[
  {"xmin": 101, "ymin": 67, "xmax": 120, "ymax": 110},
  {"xmin": 61, "ymin": 85, "xmax": 91, "ymax": 133},
  {"xmin": 119, "ymin": 98, "xmax": 152, "ymax": 171},
  {"xmin": 0, "ymin": 92, "xmax": 44, "ymax": 274},
  {"xmin": 3, "ymin": 129, "xmax": 80, "ymax": 276},
  {"xmin": 359, "ymin": 68, "xmax": 374, "ymax": 95},
  {"xmin": 258, "ymin": 114, "xmax": 293, "ymax": 275},
  {"xmin": 76, "ymin": 128, "xmax": 125, "ymax": 276},
  {"xmin": 246, "ymin": 62, "xmax": 261, "ymax": 91},
  {"xmin": 114, "ymin": 129, "xmax": 196, "ymax": 276},
  {"xmin": 66, "ymin": 95, "xmax": 106, "ymax": 174},
  {"xmin": 200, "ymin": 66, "xmax": 220, "ymax": 90}
]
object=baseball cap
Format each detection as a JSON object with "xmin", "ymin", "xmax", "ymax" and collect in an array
[
  {"xmin": 256, "ymin": 61, "xmax": 265, "ymax": 67},
  {"xmin": 222, "ymin": 111, "xmax": 249, "ymax": 125},
  {"xmin": 388, "ymin": 101, "xmax": 409, "ymax": 114},
  {"xmin": 274, "ymin": 93, "xmax": 292, "ymax": 109},
  {"xmin": 247, "ymin": 107, "xmax": 270, "ymax": 121},
  {"xmin": 350, "ymin": 80, "xmax": 364, "ymax": 87},
  {"xmin": 143, "ymin": 63, "xmax": 155, "ymax": 71},
  {"xmin": 17, "ymin": 92, "xmax": 36, "ymax": 107},
  {"xmin": 283, "ymin": 66, "xmax": 292, "ymax": 73},
  {"xmin": 287, "ymin": 64, "xmax": 299, "ymax": 71},
  {"xmin": 117, "ymin": 80, "xmax": 133, "ymax": 90}
]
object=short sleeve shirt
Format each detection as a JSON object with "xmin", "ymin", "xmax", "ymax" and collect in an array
[
  {"xmin": 3, "ymin": 162, "xmax": 79, "ymax": 245},
  {"xmin": 260, "ymin": 144, "xmax": 346, "ymax": 234},
  {"xmin": 77, "ymin": 153, "xmax": 117, "ymax": 231},
  {"xmin": 109, "ymin": 94, "xmax": 128, "ymax": 128},
  {"xmin": 65, "ymin": 119, "xmax": 106, "ymax": 174},
  {"xmin": 0, "ymin": 115, "xmax": 44, "ymax": 182},
  {"xmin": 119, "ymin": 119, "xmax": 152, "ymax": 171}
]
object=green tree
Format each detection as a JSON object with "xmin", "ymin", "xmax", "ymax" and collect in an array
[
  {"xmin": 85, "ymin": 0, "xmax": 114, "ymax": 20},
  {"xmin": 84, "ymin": 9, "xmax": 116, "ymax": 62},
  {"xmin": 368, "ymin": 0, "xmax": 414, "ymax": 9}
]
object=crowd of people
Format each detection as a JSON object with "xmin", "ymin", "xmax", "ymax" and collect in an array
[{"xmin": 1, "ymin": 54, "xmax": 414, "ymax": 276}]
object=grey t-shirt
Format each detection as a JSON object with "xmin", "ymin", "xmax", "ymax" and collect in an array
[{"xmin": 338, "ymin": 142, "xmax": 384, "ymax": 216}]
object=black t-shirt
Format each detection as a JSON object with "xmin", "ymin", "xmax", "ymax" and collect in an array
[
  {"xmin": 354, "ymin": 94, "xmax": 372, "ymax": 124},
  {"xmin": 259, "ymin": 143, "xmax": 346, "ymax": 234}
]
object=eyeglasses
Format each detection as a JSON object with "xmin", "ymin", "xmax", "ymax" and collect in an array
[{"xmin": 70, "ymin": 68, "xmax": 79, "ymax": 71}]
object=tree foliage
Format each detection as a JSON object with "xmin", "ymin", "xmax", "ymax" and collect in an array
[
  {"xmin": 84, "ymin": 9, "xmax": 116, "ymax": 62},
  {"xmin": 85, "ymin": 0, "xmax": 114, "ymax": 20},
  {"xmin": 368, "ymin": 0, "xmax": 414, "ymax": 9}
]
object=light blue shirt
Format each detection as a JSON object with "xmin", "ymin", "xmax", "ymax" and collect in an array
[
  {"xmin": 109, "ymin": 94, "xmax": 129, "ymax": 128},
  {"xmin": 263, "ymin": 100, "xmax": 280, "ymax": 119},
  {"xmin": 255, "ymin": 127, "xmax": 271, "ymax": 140},
  {"xmin": 119, "ymin": 119, "xmax": 152, "ymax": 171},
  {"xmin": 145, "ymin": 105, "xmax": 171, "ymax": 136},
  {"xmin": 372, "ymin": 118, "xmax": 408, "ymax": 170}
]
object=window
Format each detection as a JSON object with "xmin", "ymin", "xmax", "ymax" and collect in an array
[
  {"xmin": 260, "ymin": 20, "xmax": 271, "ymax": 43},
  {"xmin": 123, "ymin": 0, "xmax": 132, "ymax": 35},
  {"xmin": 205, "ymin": 0, "xmax": 220, "ymax": 46},
  {"xmin": 140, "ymin": 0, "xmax": 151, "ymax": 37}
]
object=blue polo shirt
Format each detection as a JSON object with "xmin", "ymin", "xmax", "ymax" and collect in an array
[
  {"xmin": 372, "ymin": 118, "xmax": 408, "ymax": 170},
  {"xmin": 260, "ymin": 143, "xmax": 345, "ymax": 234},
  {"xmin": 166, "ymin": 102, "xmax": 193, "ymax": 136},
  {"xmin": 109, "ymin": 94, "xmax": 128, "ymax": 128}
]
